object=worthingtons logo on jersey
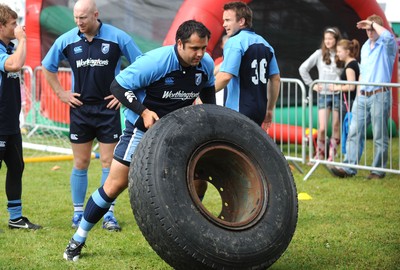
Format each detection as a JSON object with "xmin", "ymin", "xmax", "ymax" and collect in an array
[
  {"xmin": 162, "ymin": 91, "xmax": 199, "ymax": 100},
  {"xmin": 76, "ymin": 58, "xmax": 109, "ymax": 68}
]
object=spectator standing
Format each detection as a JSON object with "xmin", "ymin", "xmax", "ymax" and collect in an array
[
  {"xmin": 41, "ymin": 0, "xmax": 142, "ymax": 231},
  {"xmin": 330, "ymin": 38, "xmax": 361, "ymax": 157},
  {"xmin": 332, "ymin": 38, "xmax": 360, "ymax": 111},
  {"xmin": 330, "ymin": 15, "xmax": 397, "ymax": 179},
  {"xmin": 299, "ymin": 27, "xmax": 344, "ymax": 161}
]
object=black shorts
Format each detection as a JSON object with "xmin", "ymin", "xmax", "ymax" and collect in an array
[
  {"xmin": 69, "ymin": 103, "xmax": 122, "ymax": 144},
  {"xmin": 0, "ymin": 133, "xmax": 23, "ymax": 168}
]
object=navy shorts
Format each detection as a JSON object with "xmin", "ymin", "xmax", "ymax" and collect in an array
[
  {"xmin": 0, "ymin": 133, "xmax": 23, "ymax": 169},
  {"xmin": 113, "ymin": 120, "xmax": 144, "ymax": 166},
  {"xmin": 69, "ymin": 103, "xmax": 122, "ymax": 144},
  {"xmin": 318, "ymin": 93, "xmax": 341, "ymax": 111}
]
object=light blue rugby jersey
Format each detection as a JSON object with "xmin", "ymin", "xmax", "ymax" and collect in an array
[
  {"xmin": 42, "ymin": 21, "xmax": 142, "ymax": 104},
  {"xmin": 220, "ymin": 28, "xmax": 280, "ymax": 125},
  {"xmin": 116, "ymin": 45, "xmax": 215, "ymax": 131}
]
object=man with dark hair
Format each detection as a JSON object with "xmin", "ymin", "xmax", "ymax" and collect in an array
[
  {"xmin": 63, "ymin": 19, "xmax": 216, "ymax": 261},
  {"xmin": 215, "ymin": 1, "xmax": 281, "ymax": 132},
  {"xmin": 0, "ymin": 4, "xmax": 41, "ymax": 230}
]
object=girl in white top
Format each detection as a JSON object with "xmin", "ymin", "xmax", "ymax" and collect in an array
[{"xmin": 299, "ymin": 27, "xmax": 344, "ymax": 161}]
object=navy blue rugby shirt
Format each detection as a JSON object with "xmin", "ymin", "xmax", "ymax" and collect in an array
[
  {"xmin": 220, "ymin": 28, "xmax": 280, "ymax": 126},
  {"xmin": 0, "ymin": 41, "xmax": 21, "ymax": 135},
  {"xmin": 42, "ymin": 21, "xmax": 142, "ymax": 104},
  {"xmin": 115, "ymin": 45, "xmax": 216, "ymax": 131}
]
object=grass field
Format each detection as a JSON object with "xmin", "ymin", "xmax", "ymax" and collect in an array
[{"xmin": 0, "ymin": 142, "xmax": 399, "ymax": 269}]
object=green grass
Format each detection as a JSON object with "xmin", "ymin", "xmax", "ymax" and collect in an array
[{"xmin": 1, "ymin": 144, "xmax": 399, "ymax": 269}]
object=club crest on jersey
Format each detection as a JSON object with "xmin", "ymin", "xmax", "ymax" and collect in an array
[
  {"xmin": 101, "ymin": 43, "xmax": 110, "ymax": 54},
  {"xmin": 165, "ymin": 77, "xmax": 174, "ymax": 85},
  {"xmin": 195, "ymin": 73, "xmax": 202, "ymax": 86},
  {"xmin": 74, "ymin": 46, "xmax": 83, "ymax": 54}
]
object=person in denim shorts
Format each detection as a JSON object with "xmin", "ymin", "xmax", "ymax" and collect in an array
[{"xmin": 299, "ymin": 27, "xmax": 344, "ymax": 161}]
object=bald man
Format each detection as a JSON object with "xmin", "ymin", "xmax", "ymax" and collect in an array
[{"xmin": 42, "ymin": 0, "xmax": 142, "ymax": 231}]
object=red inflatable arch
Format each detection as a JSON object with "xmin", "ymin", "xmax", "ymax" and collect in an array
[
  {"xmin": 24, "ymin": 0, "xmax": 398, "ymax": 127},
  {"xmin": 163, "ymin": 0, "xmax": 398, "ymax": 127},
  {"xmin": 25, "ymin": 0, "xmax": 42, "ymax": 69},
  {"xmin": 163, "ymin": 0, "xmax": 251, "ymax": 54}
]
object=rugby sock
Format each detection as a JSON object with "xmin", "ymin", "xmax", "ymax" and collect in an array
[
  {"xmin": 100, "ymin": 167, "xmax": 116, "ymax": 219},
  {"xmin": 70, "ymin": 168, "xmax": 88, "ymax": 215},
  {"xmin": 73, "ymin": 187, "xmax": 113, "ymax": 243},
  {"xmin": 7, "ymin": 199, "xmax": 22, "ymax": 220},
  {"xmin": 100, "ymin": 167, "xmax": 109, "ymax": 185}
]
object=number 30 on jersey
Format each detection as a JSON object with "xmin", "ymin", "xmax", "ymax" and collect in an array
[{"xmin": 251, "ymin": 58, "xmax": 267, "ymax": 85}]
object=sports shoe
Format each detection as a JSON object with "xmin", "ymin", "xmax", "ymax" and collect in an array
[
  {"xmin": 102, "ymin": 216, "xmax": 121, "ymax": 232},
  {"xmin": 366, "ymin": 173, "xmax": 385, "ymax": 180},
  {"xmin": 8, "ymin": 216, "xmax": 42, "ymax": 230},
  {"xmin": 327, "ymin": 166, "xmax": 355, "ymax": 178},
  {"xmin": 71, "ymin": 213, "xmax": 83, "ymax": 229},
  {"xmin": 63, "ymin": 238, "xmax": 85, "ymax": 261}
]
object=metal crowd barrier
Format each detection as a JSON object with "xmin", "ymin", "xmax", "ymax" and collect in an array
[
  {"xmin": 22, "ymin": 66, "xmax": 72, "ymax": 136},
  {"xmin": 21, "ymin": 66, "xmax": 311, "ymax": 171},
  {"xmin": 22, "ymin": 66, "xmax": 399, "ymax": 179},
  {"xmin": 21, "ymin": 66, "xmax": 33, "ymax": 123},
  {"xmin": 271, "ymin": 78, "xmax": 308, "ymax": 172},
  {"xmin": 305, "ymin": 79, "xmax": 400, "ymax": 180}
]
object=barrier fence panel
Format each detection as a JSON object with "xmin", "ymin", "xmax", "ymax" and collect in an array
[
  {"xmin": 21, "ymin": 67, "xmax": 309, "ymax": 163},
  {"xmin": 270, "ymin": 78, "xmax": 308, "ymax": 172},
  {"xmin": 21, "ymin": 66, "xmax": 73, "ymax": 156},
  {"xmin": 19, "ymin": 67, "xmax": 400, "ymax": 177},
  {"xmin": 21, "ymin": 66, "xmax": 33, "ymax": 129},
  {"xmin": 32, "ymin": 66, "xmax": 71, "ymax": 132},
  {"xmin": 305, "ymin": 79, "xmax": 400, "ymax": 180}
]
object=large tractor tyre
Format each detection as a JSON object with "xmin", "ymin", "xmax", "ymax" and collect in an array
[{"xmin": 128, "ymin": 104, "xmax": 298, "ymax": 270}]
